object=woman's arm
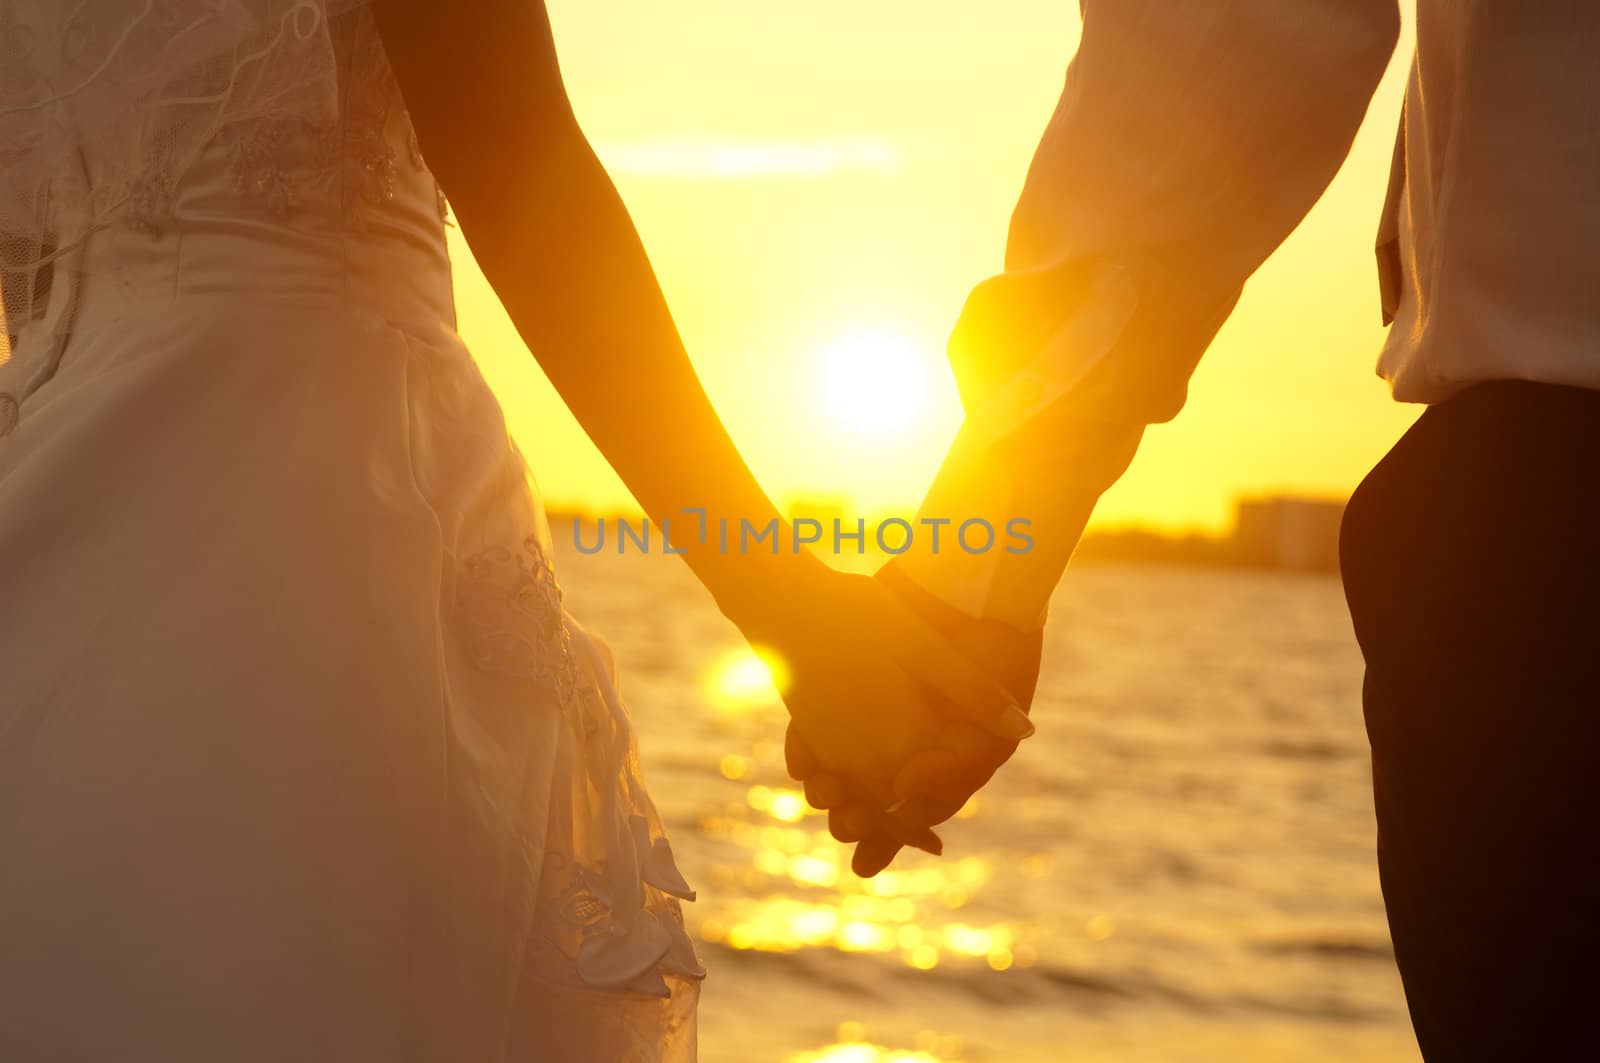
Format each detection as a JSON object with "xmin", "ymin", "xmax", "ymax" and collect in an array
[
  {"xmin": 372, "ymin": 0, "xmax": 791, "ymax": 608},
  {"xmin": 370, "ymin": 0, "xmax": 1027, "ymax": 791}
]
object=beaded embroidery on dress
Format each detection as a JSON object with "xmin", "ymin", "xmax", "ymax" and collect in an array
[{"xmin": 0, "ymin": 3, "xmax": 701, "ymax": 1059}]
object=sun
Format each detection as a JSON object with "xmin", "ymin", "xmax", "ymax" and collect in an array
[{"xmin": 817, "ymin": 329, "xmax": 934, "ymax": 439}]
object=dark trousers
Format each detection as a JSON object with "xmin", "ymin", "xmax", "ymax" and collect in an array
[{"xmin": 1340, "ymin": 381, "xmax": 1600, "ymax": 1061}]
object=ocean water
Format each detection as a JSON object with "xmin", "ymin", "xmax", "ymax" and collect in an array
[{"xmin": 552, "ymin": 537, "xmax": 1420, "ymax": 1063}]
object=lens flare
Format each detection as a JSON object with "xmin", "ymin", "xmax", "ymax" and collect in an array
[{"xmin": 706, "ymin": 647, "xmax": 790, "ymax": 711}]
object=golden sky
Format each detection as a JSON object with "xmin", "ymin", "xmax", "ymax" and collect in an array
[{"xmin": 452, "ymin": 1, "xmax": 1422, "ymax": 533}]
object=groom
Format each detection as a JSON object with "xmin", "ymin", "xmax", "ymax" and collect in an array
[{"xmin": 789, "ymin": 2, "xmax": 1600, "ymax": 1060}]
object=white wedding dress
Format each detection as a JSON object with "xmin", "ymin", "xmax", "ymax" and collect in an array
[{"xmin": 0, "ymin": 3, "xmax": 701, "ymax": 1060}]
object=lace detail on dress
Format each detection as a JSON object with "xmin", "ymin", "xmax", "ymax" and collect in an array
[
  {"xmin": 458, "ymin": 533, "xmax": 704, "ymax": 1001},
  {"xmin": 527, "ymin": 833, "xmax": 703, "ymax": 999},
  {"xmin": 409, "ymin": 127, "xmax": 451, "ymax": 224},
  {"xmin": 340, "ymin": 11, "xmax": 401, "ymax": 213},
  {"xmin": 459, "ymin": 534, "xmax": 585, "ymax": 716},
  {"xmin": 223, "ymin": 117, "xmax": 330, "ymax": 220},
  {"xmin": 121, "ymin": 8, "xmax": 447, "ymax": 235},
  {"xmin": 125, "ymin": 128, "xmax": 183, "ymax": 236}
]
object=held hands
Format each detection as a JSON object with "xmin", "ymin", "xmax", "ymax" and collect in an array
[
  {"xmin": 783, "ymin": 561, "xmax": 1044, "ymax": 876},
  {"xmin": 718, "ymin": 556, "xmax": 1034, "ymax": 867}
]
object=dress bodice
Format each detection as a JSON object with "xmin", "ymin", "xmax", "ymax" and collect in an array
[{"xmin": 2, "ymin": 5, "xmax": 456, "ymax": 404}]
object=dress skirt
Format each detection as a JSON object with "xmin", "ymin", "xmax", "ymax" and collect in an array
[{"xmin": 0, "ymin": 296, "xmax": 701, "ymax": 1061}]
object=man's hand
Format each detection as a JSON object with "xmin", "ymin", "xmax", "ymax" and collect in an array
[{"xmin": 785, "ymin": 561, "xmax": 1045, "ymax": 876}]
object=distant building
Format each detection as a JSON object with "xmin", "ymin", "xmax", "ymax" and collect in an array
[
  {"xmin": 1074, "ymin": 495, "xmax": 1348, "ymax": 573},
  {"xmin": 1072, "ymin": 527, "xmax": 1234, "ymax": 567},
  {"xmin": 1230, "ymin": 496, "xmax": 1346, "ymax": 572}
]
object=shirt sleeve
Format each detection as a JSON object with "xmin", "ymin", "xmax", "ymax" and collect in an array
[{"xmin": 892, "ymin": 0, "xmax": 1400, "ymax": 631}]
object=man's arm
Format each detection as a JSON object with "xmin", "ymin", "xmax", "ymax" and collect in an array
[
  {"xmin": 892, "ymin": 0, "xmax": 1402, "ymax": 631},
  {"xmin": 798, "ymin": 0, "xmax": 1404, "ymax": 874}
]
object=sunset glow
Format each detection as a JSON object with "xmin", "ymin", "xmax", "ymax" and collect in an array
[
  {"xmin": 818, "ymin": 329, "xmax": 934, "ymax": 440},
  {"xmin": 453, "ymin": 1, "xmax": 1423, "ymax": 527}
]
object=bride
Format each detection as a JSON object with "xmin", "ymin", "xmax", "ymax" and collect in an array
[{"xmin": 0, "ymin": 1, "xmax": 1026, "ymax": 1059}]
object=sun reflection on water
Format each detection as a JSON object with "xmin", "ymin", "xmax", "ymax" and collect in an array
[
  {"xmin": 788, "ymin": 1024, "xmax": 966, "ymax": 1063},
  {"xmin": 746, "ymin": 784, "xmax": 811, "ymax": 824},
  {"xmin": 789, "ymin": 1045, "xmax": 955, "ymax": 1063},
  {"xmin": 706, "ymin": 647, "xmax": 790, "ymax": 712},
  {"xmin": 698, "ymin": 768, "xmax": 1033, "ymax": 975}
]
